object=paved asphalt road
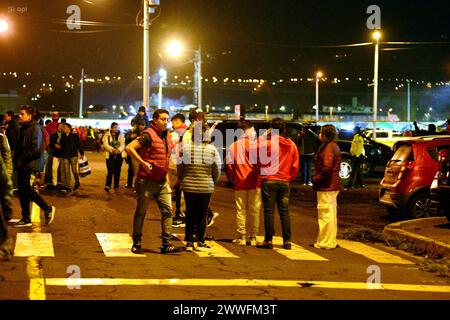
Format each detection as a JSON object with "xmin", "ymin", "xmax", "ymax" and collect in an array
[{"xmin": 1, "ymin": 152, "xmax": 449, "ymax": 302}]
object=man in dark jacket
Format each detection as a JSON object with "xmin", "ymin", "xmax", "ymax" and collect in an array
[
  {"xmin": 3, "ymin": 111, "xmax": 19, "ymax": 154},
  {"xmin": 48, "ymin": 123, "xmax": 64, "ymax": 189},
  {"xmin": 0, "ymin": 156, "xmax": 14, "ymax": 260},
  {"xmin": 131, "ymin": 106, "xmax": 150, "ymax": 128},
  {"xmin": 312, "ymin": 125, "xmax": 342, "ymax": 250},
  {"xmin": 13, "ymin": 106, "xmax": 55, "ymax": 228},
  {"xmin": 61, "ymin": 123, "xmax": 84, "ymax": 192}
]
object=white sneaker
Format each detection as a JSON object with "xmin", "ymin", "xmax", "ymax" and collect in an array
[{"xmin": 195, "ymin": 242, "xmax": 211, "ymax": 252}]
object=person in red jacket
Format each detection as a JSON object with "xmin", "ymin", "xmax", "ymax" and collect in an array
[
  {"xmin": 312, "ymin": 125, "xmax": 342, "ymax": 250},
  {"xmin": 226, "ymin": 120, "xmax": 261, "ymax": 246},
  {"xmin": 256, "ymin": 118, "xmax": 299, "ymax": 250},
  {"xmin": 126, "ymin": 109, "xmax": 181, "ymax": 254}
]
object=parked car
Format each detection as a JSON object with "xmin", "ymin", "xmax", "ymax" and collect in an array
[
  {"xmin": 336, "ymin": 130, "xmax": 393, "ymax": 184},
  {"xmin": 430, "ymin": 147, "xmax": 450, "ymax": 222},
  {"xmin": 379, "ymin": 136, "xmax": 450, "ymax": 218}
]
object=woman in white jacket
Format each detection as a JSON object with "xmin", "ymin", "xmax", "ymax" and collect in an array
[{"xmin": 102, "ymin": 122, "xmax": 126, "ymax": 192}]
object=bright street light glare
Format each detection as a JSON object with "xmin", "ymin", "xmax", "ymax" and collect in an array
[
  {"xmin": 159, "ymin": 68, "xmax": 167, "ymax": 79},
  {"xmin": 373, "ymin": 31, "xmax": 382, "ymax": 41},
  {"xmin": 167, "ymin": 40, "xmax": 183, "ymax": 57},
  {"xmin": 0, "ymin": 19, "xmax": 9, "ymax": 33},
  {"xmin": 316, "ymin": 71, "xmax": 323, "ymax": 78}
]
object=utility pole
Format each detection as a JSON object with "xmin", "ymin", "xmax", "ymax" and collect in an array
[
  {"xmin": 194, "ymin": 46, "xmax": 202, "ymax": 109},
  {"xmin": 407, "ymin": 79, "xmax": 411, "ymax": 122},
  {"xmin": 372, "ymin": 31, "xmax": 381, "ymax": 140},
  {"xmin": 79, "ymin": 68, "xmax": 84, "ymax": 118},
  {"xmin": 143, "ymin": 1, "xmax": 160, "ymax": 109}
]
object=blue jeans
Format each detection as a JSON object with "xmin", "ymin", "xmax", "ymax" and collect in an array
[
  {"xmin": 261, "ymin": 180, "xmax": 291, "ymax": 242},
  {"xmin": 300, "ymin": 154, "xmax": 313, "ymax": 184},
  {"xmin": 132, "ymin": 178, "xmax": 173, "ymax": 246}
]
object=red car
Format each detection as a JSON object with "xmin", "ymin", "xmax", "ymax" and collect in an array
[{"xmin": 379, "ymin": 136, "xmax": 450, "ymax": 218}]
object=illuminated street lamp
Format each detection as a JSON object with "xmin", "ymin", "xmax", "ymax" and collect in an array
[
  {"xmin": 0, "ymin": 18, "xmax": 9, "ymax": 34},
  {"xmin": 166, "ymin": 40, "xmax": 202, "ymax": 109},
  {"xmin": 158, "ymin": 68, "xmax": 167, "ymax": 109},
  {"xmin": 371, "ymin": 30, "xmax": 382, "ymax": 139},
  {"xmin": 315, "ymin": 71, "xmax": 323, "ymax": 121}
]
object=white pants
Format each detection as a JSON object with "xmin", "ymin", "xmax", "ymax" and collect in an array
[
  {"xmin": 234, "ymin": 189, "xmax": 261, "ymax": 238},
  {"xmin": 316, "ymin": 191, "xmax": 339, "ymax": 249}
]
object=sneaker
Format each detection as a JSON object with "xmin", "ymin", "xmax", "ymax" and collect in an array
[
  {"xmin": 256, "ymin": 241, "xmax": 273, "ymax": 249},
  {"xmin": 313, "ymin": 243, "xmax": 339, "ymax": 250},
  {"xmin": 124, "ymin": 184, "xmax": 133, "ymax": 189},
  {"xmin": 185, "ymin": 242, "xmax": 194, "ymax": 252},
  {"xmin": 172, "ymin": 218, "xmax": 185, "ymax": 227},
  {"xmin": 0, "ymin": 238, "xmax": 14, "ymax": 261},
  {"xmin": 283, "ymin": 241, "xmax": 292, "ymax": 250},
  {"xmin": 196, "ymin": 242, "xmax": 211, "ymax": 252},
  {"xmin": 14, "ymin": 219, "xmax": 32, "ymax": 228},
  {"xmin": 73, "ymin": 182, "xmax": 80, "ymax": 191},
  {"xmin": 232, "ymin": 237, "xmax": 246, "ymax": 246},
  {"xmin": 104, "ymin": 186, "xmax": 110, "ymax": 193},
  {"xmin": 246, "ymin": 237, "xmax": 258, "ymax": 246},
  {"xmin": 160, "ymin": 244, "xmax": 182, "ymax": 254},
  {"xmin": 207, "ymin": 211, "xmax": 219, "ymax": 227},
  {"xmin": 131, "ymin": 243, "xmax": 142, "ymax": 254},
  {"xmin": 44, "ymin": 206, "xmax": 56, "ymax": 225},
  {"xmin": 60, "ymin": 186, "xmax": 72, "ymax": 193}
]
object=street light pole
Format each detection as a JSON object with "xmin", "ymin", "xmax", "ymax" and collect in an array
[
  {"xmin": 79, "ymin": 68, "xmax": 84, "ymax": 118},
  {"xmin": 194, "ymin": 46, "xmax": 202, "ymax": 109},
  {"xmin": 315, "ymin": 72, "xmax": 323, "ymax": 122},
  {"xmin": 407, "ymin": 79, "xmax": 411, "ymax": 122},
  {"xmin": 143, "ymin": 0, "xmax": 150, "ymax": 109},
  {"xmin": 372, "ymin": 31, "xmax": 381, "ymax": 140}
]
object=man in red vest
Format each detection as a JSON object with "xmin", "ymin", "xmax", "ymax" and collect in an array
[{"xmin": 126, "ymin": 109, "xmax": 181, "ymax": 254}]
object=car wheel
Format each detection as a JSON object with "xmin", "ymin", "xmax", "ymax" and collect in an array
[
  {"xmin": 339, "ymin": 158, "xmax": 353, "ymax": 184},
  {"xmin": 408, "ymin": 192, "xmax": 438, "ymax": 219}
]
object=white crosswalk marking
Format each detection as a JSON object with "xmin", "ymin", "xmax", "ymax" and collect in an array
[
  {"xmin": 173, "ymin": 234, "xmax": 239, "ymax": 258},
  {"xmin": 14, "ymin": 233, "xmax": 55, "ymax": 257},
  {"xmin": 337, "ymin": 240, "xmax": 414, "ymax": 265},
  {"xmin": 256, "ymin": 236, "xmax": 328, "ymax": 261},
  {"xmin": 96, "ymin": 233, "xmax": 145, "ymax": 257}
]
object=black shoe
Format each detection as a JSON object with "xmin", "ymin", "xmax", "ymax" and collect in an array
[
  {"xmin": 14, "ymin": 219, "xmax": 32, "ymax": 228},
  {"xmin": 283, "ymin": 241, "xmax": 292, "ymax": 250},
  {"xmin": 257, "ymin": 241, "xmax": 273, "ymax": 249},
  {"xmin": 125, "ymin": 184, "xmax": 133, "ymax": 189},
  {"xmin": 131, "ymin": 244, "xmax": 142, "ymax": 254},
  {"xmin": 104, "ymin": 186, "xmax": 110, "ymax": 193},
  {"xmin": 44, "ymin": 206, "xmax": 56, "ymax": 225},
  {"xmin": 160, "ymin": 244, "xmax": 182, "ymax": 254},
  {"xmin": 44, "ymin": 185, "xmax": 54, "ymax": 191},
  {"xmin": 73, "ymin": 182, "xmax": 80, "ymax": 191},
  {"xmin": 60, "ymin": 187, "xmax": 72, "ymax": 193}
]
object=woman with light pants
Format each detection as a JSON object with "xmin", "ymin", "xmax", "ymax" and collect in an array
[{"xmin": 312, "ymin": 125, "xmax": 342, "ymax": 250}]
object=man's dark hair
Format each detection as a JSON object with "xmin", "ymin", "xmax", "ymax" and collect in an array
[
  {"xmin": 446, "ymin": 119, "xmax": 450, "ymax": 125},
  {"xmin": 64, "ymin": 123, "xmax": 72, "ymax": 129},
  {"xmin": 45, "ymin": 119, "xmax": 51, "ymax": 126},
  {"xmin": 20, "ymin": 105, "xmax": 35, "ymax": 117},
  {"xmin": 111, "ymin": 122, "xmax": 119, "ymax": 128},
  {"xmin": 153, "ymin": 109, "xmax": 169, "ymax": 121},
  {"xmin": 321, "ymin": 125, "xmax": 337, "ymax": 143},
  {"xmin": 61, "ymin": 118, "xmax": 67, "ymax": 124},
  {"xmin": 172, "ymin": 113, "xmax": 186, "ymax": 123},
  {"xmin": 189, "ymin": 107, "xmax": 201, "ymax": 122},
  {"xmin": 238, "ymin": 120, "xmax": 253, "ymax": 131},
  {"xmin": 135, "ymin": 119, "xmax": 146, "ymax": 127},
  {"xmin": 271, "ymin": 117, "xmax": 286, "ymax": 135},
  {"xmin": 139, "ymin": 106, "xmax": 146, "ymax": 113},
  {"xmin": 6, "ymin": 111, "xmax": 15, "ymax": 117},
  {"xmin": 428, "ymin": 124, "xmax": 436, "ymax": 134}
]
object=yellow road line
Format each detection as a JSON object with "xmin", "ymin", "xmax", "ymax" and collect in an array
[
  {"xmin": 256, "ymin": 236, "xmax": 328, "ymax": 261},
  {"xmin": 337, "ymin": 240, "xmax": 414, "ymax": 265},
  {"xmin": 173, "ymin": 234, "xmax": 239, "ymax": 258},
  {"xmin": 26, "ymin": 202, "xmax": 46, "ymax": 300},
  {"xmin": 44, "ymin": 278, "xmax": 450, "ymax": 293},
  {"xmin": 96, "ymin": 233, "xmax": 145, "ymax": 257}
]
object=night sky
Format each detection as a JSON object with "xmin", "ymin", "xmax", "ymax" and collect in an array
[{"xmin": 1, "ymin": 0, "xmax": 449, "ymax": 79}]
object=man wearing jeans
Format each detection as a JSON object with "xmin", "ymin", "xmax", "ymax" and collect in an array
[
  {"xmin": 126, "ymin": 109, "xmax": 181, "ymax": 254},
  {"xmin": 256, "ymin": 118, "xmax": 299, "ymax": 250},
  {"xmin": 226, "ymin": 121, "xmax": 261, "ymax": 246},
  {"xmin": 61, "ymin": 123, "xmax": 84, "ymax": 192}
]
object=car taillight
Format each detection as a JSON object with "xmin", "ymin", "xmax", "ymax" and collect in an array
[{"xmin": 397, "ymin": 161, "xmax": 413, "ymax": 180}]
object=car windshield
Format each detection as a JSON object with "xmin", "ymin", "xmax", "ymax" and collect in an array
[{"xmin": 391, "ymin": 144, "xmax": 414, "ymax": 163}]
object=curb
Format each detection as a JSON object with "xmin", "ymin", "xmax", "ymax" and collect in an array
[{"xmin": 383, "ymin": 217, "xmax": 450, "ymax": 258}]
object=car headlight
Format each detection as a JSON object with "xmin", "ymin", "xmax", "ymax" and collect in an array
[{"xmin": 431, "ymin": 178, "xmax": 438, "ymax": 190}]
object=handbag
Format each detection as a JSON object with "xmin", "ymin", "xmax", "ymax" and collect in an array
[{"xmin": 78, "ymin": 156, "xmax": 92, "ymax": 177}]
